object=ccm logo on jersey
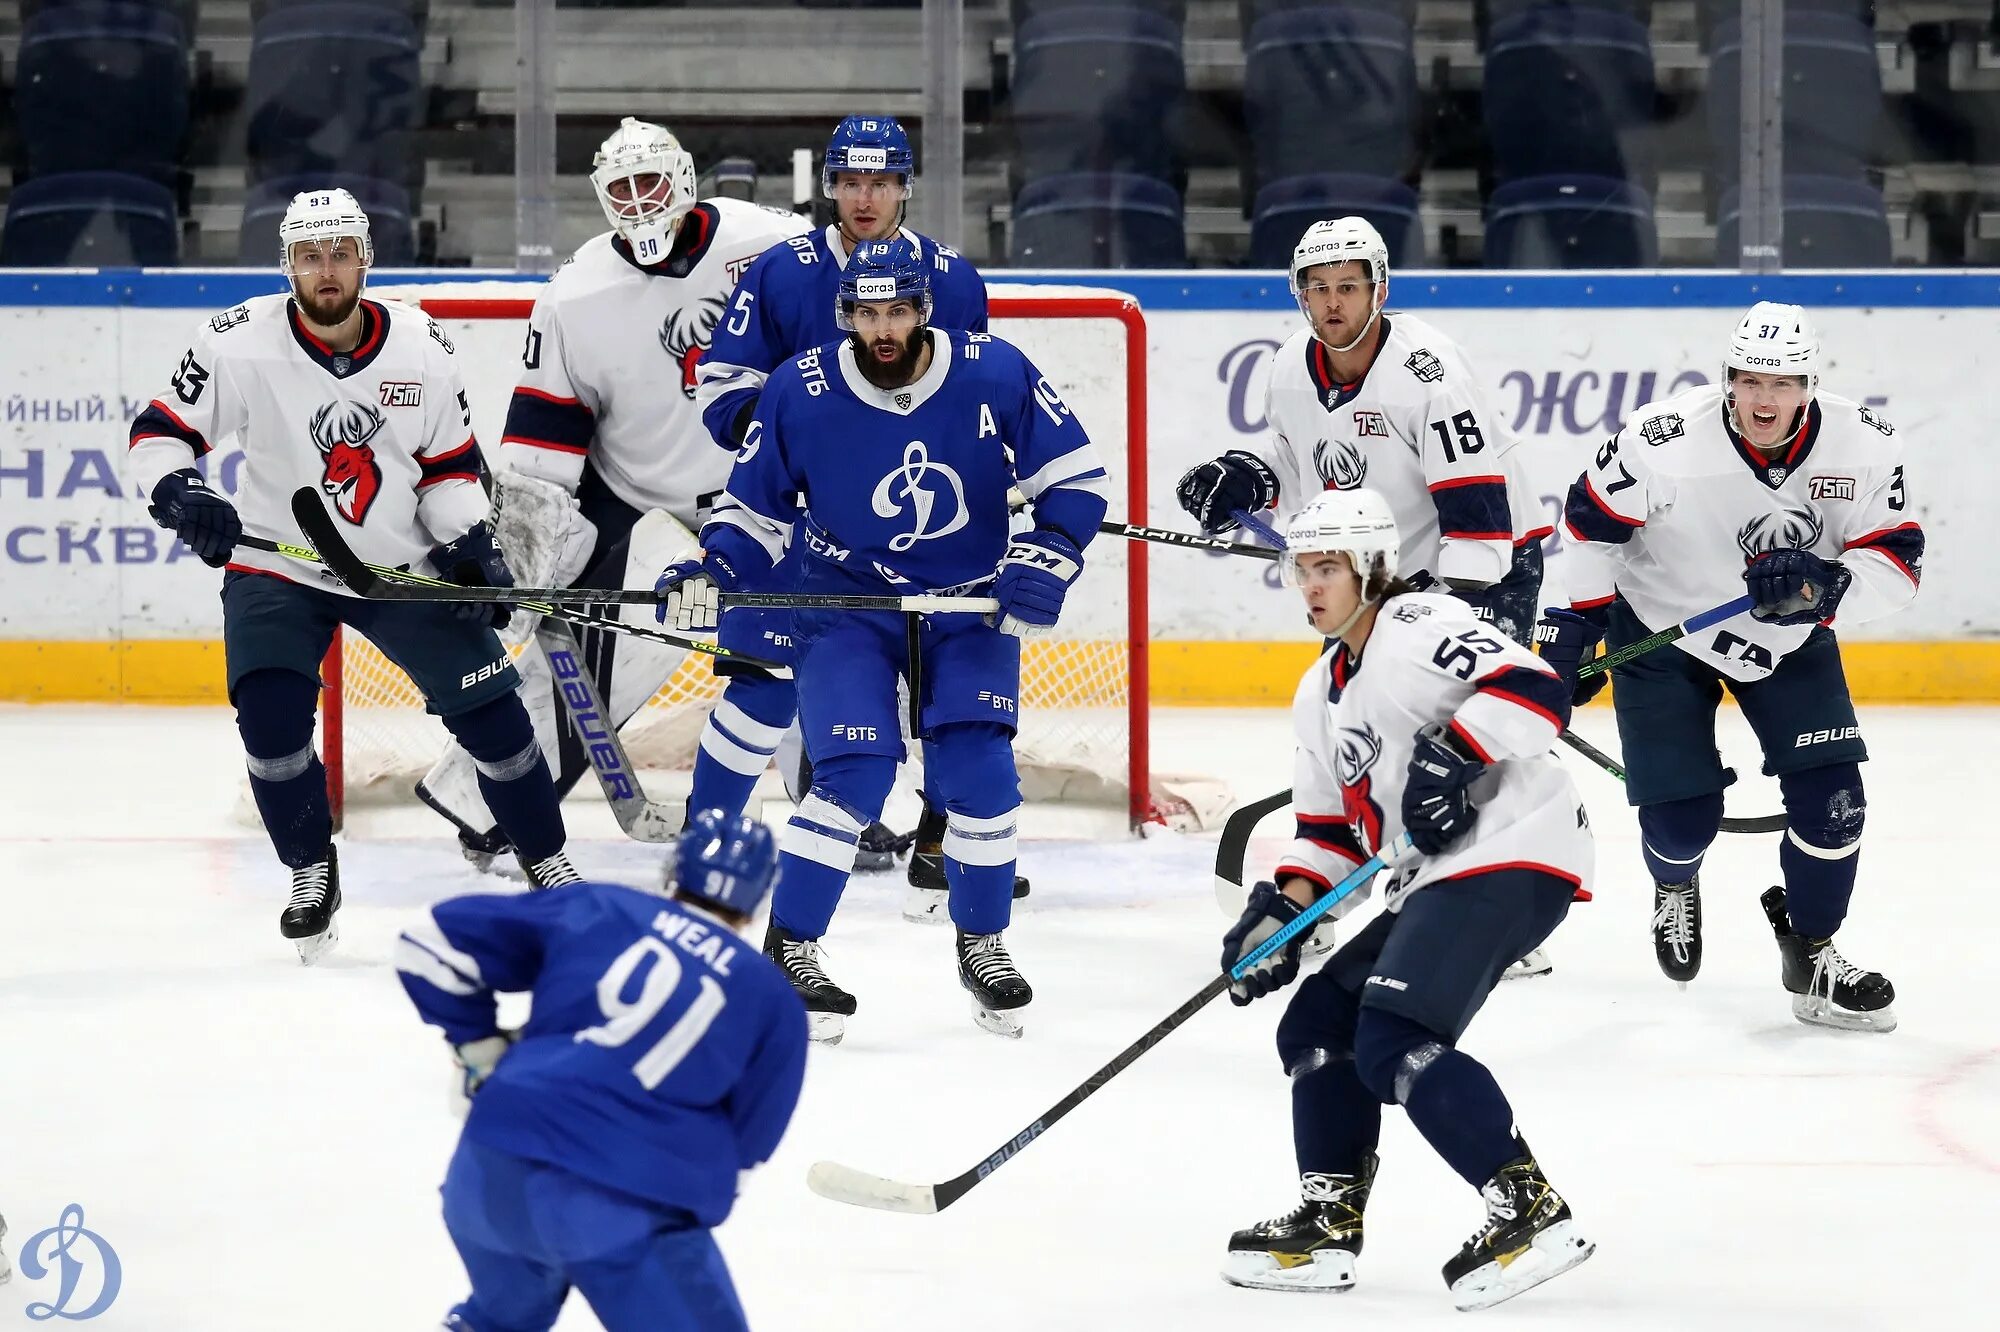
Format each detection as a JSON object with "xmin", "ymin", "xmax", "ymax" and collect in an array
[
  {"xmin": 977, "ymin": 690, "xmax": 1017, "ymax": 713},
  {"xmin": 459, "ymin": 656, "xmax": 511, "ymax": 689},
  {"xmin": 1795, "ymin": 726, "xmax": 1862, "ymax": 748},
  {"xmin": 379, "ymin": 381, "xmax": 423, "ymax": 407},
  {"xmin": 1809, "ymin": 475, "xmax": 1856, "ymax": 501}
]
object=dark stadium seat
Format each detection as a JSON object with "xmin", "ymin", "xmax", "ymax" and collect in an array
[
  {"xmin": 1247, "ymin": 173, "xmax": 1424, "ymax": 268},
  {"xmin": 1243, "ymin": 7, "xmax": 1419, "ymax": 189},
  {"xmin": 12, "ymin": 1, "xmax": 190, "ymax": 185},
  {"xmin": 1482, "ymin": 6, "xmax": 1656, "ymax": 184},
  {"xmin": 1010, "ymin": 172, "xmax": 1187, "ymax": 267},
  {"xmin": 1707, "ymin": 12, "xmax": 1883, "ymax": 181},
  {"xmin": 1476, "ymin": 0, "xmax": 1651, "ymax": 48},
  {"xmin": 1482, "ymin": 174, "xmax": 1659, "ymax": 267},
  {"xmin": 1013, "ymin": 0, "xmax": 1188, "ymax": 29},
  {"xmin": 245, "ymin": 3, "xmax": 423, "ymax": 186},
  {"xmin": 1010, "ymin": 7, "xmax": 1187, "ymax": 182},
  {"xmin": 1715, "ymin": 175, "xmax": 1892, "ymax": 268},
  {"xmin": 238, "ymin": 175, "xmax": 415, "ymax": 267},
  {"xmin": 0, "ymin": 171, "xmax": 181, "ymax": 266}
]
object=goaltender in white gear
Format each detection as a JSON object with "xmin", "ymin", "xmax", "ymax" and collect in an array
[{"xmin": 418, "ymin": 119, "xmax": 810, "ymax": 856}]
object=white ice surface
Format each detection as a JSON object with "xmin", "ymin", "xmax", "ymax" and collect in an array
[{"xmin": 1, "ymin": 702, "xmax": 1996, "ymax": 1330}]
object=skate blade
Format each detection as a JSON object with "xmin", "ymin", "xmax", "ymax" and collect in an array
[
  {"xmin": 294, "ymin": 919, "xmax": 341, "ymax": 966},
  {"xmin": 1449, "ymin": 1220, "xmax": 1594, "ymax": 1312},
  {"xmin": 807, "ymin": 1012, "xmax": 847, "ymax": 1045},
  {"xmin": 971, "ymin": 1000, "xmax": 1025, "ymax": 1039},
  {"xmin": 900, "ymin": 886, "xmax": 949, "ymax": 926},
  {"xmin": 1791, "ymin": 993, "xmax": 1897, "ymax": 1033},
  {"xmin": 1503, "ymin": 948, "xmax": 1553, "ymax": 980},
  {"xmin": 853, "ymin": 848, "xmax": 898, "ymax": 874},
  {"xmin": 1221, "ymin": 1248, "xmax": 1356, "ymax": 1292}
]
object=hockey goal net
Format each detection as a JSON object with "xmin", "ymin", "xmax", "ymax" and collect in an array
[{"xmin": 325, "ymin": 284, "xmax": 1189, "ymax": 831}]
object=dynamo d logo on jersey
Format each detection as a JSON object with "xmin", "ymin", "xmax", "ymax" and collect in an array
[
  {"xmin": 659, "ymin": 295, "xmax": 726, "ymax": 400},
  {"xmin": 1736, "ymin": 505, "xmax": 1824, "ymax": 563},
  {"xmin": 310, "ymin": 401, "xmax": 386, "ymax": 524},
  {"xmin": 19, "ymin": 1203, "xmax": 123, "ymax": 1319},
  {"xmin": 1313, "ymin": 437, "xmax": 1368, "ymax": 490},
  {"xmin": 872, "ymin": 440, "xmax": 968, "ymax": 552}
]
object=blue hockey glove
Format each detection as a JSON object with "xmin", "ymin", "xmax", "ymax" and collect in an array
[
  {"xmin": 1176, "ymin": 450, "xmax": 1280, "ymax": 536},
  {"xmin": 1221, "ymin": 881, "xmax": 1310, "ymax": 1006},
  {"xmin": 654, "ymin": 526, "xmax": 758, "ymax": 629},
  {"xmin": 1403, "ymin": 722, "xmax": 1485, "ymax": 855},
  {"xmin": 147, "ymin": 468, "xmax": 241, "ymax": 568},
  {"xmin": 1535, "ymin": 607, "xmax": 1609, "ymax": 708},
  {"xmin": 993, "ymin": 530, "xmax": 1084, "ymax": 638},
  {"xmin": 1744, "ymin": 548, "xmax": 1852, "ymax": 626},
  {"xmin": 431, "ymin": 521, "xmax": 515, "ymax": 629}
]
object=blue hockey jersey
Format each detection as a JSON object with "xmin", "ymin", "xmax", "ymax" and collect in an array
[
  {"xmin": 707, "ymin": 330, "xmax": 1111, "ymax": 596},
  {"xmin": 696, "ymin": 224, "xmax": 989, "ymax": 447},
  {"xmin": 396, "ymin": 884, "xmax": 808, "ymax": 1226}
]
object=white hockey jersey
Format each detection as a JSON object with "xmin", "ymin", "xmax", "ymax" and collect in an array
[
  {"xmin": 127, "ymin": 294, "xmax": 489, "ymax": 594},
  {"xmin": 1255, "ymin": 317, "xmax": 1549, "ymax": 588},
  {"xmin": 1563, "ymin": 386, "xmax": 1924, "ymax": 682},
  {"xmin": 1276, "ymin": 593, "xmax": 1592, "ymax": 914},
  {"xmin": 497, "ymin": 199, "xmax": 811, "ymax": 528}
]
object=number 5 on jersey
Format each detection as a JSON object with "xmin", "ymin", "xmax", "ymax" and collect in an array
[{"xmin": 576, "ymin": 936, "xmax": 727, "ymax": 1089}]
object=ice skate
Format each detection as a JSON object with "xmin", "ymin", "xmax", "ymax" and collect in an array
[
  {"xmin": 520, "ymin": 850, "xmax": 583, "ymax": 891},
  {"xmin": 853, "ymin": 820, "xmax": 906, "ymax": 873},
  {"xmin": 1222, "ymin": 1155, "xmax": 1374, "ymax": 1292},
  {"xmin": 1653, "ymin": 875, "xmax": 1702, "ymax": 987},
  {"xmin": 279, "ymin": 847, "xmax": 342, "ymax": 965},
  {"xmin": 1443, "ymin": 1142, "xmax": 1593, "ymax": 1311},
  {"xmin": 1504, "ymin": 947, "xmax": 1553, "ymax": 980},
  {"xmin": 1762, "ymin": 887, "xmax": 1896, "ymax": 1032},
  {"xmin": 765, "ymin": 923, "xmax": 858, "ymax": 1044},
  {"xmin": 956, "ymin": 929, "xmax": 1032, "ymax": 1037},
  {"xmin": 904, "ymin": 808, "xmax": 1029, "ymax": 923}
]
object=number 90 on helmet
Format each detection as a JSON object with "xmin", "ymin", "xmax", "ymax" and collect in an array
[
  {"xmin": 1280, "ymin": 488, "xmax": 1402, "ymax": 591},
  {"xmin": 673, "ymin": 809, "xmax": 780, "ymax": 918},
  {"xmin": 836, "ymin": 235, "xmax": 933, "ymax": 331},
  {"xmin": 590, "ymin": 117, "xmax": 699, "ymax": 264}
]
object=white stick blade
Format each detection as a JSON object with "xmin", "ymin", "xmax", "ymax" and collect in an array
[{"xmin": 806, "ymin": 1160, "xmax": 939, "ymax": 1214}]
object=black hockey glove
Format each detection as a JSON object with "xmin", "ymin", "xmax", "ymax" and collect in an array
[
  {"xmin": 1535, "ymin": 607, "xmax": 1609, "ymax": 708},
  {"xmin": 1176, "ymin": 450, "xmax": 1280, "ymax": 536},
  {"xmin": 431, "ymin": 521, "xmax": 515, "ymax": 629},
  {"xmin": 1744, "ymin": 548, "xmax": 1852, "ymax": 626},
  {"xmin": 148, "ymin": 468, "xmax": 241, "ymax": 568},
  {"xmin": 1221, "ymin": 881, "xmax": 1308, "ymax": 1006},
  {"xmin": 1403, "ymin": 722, "xmax": 1485, "ymax": 856}
]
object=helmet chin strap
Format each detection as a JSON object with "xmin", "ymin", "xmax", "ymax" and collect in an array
[
  {"xmin": 1326, "ymin": 576, "xmax": 1382, "ymax": 640},
  {"xmin": 1319, "ymin": 281, "xmax": 1385, "ymax": 355}
]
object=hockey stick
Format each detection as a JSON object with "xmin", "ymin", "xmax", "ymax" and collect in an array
[
  {"xmin": 1556, "ymin": 729, "xmax": 1786, "ymax": 834},
  {"xmin": 533, "ymin": 618, "xmax": 683, "ymax": 843},
  {"xmin": 251, "ymin": 570, "xmax": 1000, "ymax": 616},
  {"xmin": 1574, "ymin": 594, "xmax": 1755, "ymax": 679},
  {"xmin": 807, "ymin": 834, "xmax": 1414, "ymax": 1216},
  {"xmin": 271, "ymin": 495, "xmax": 779, "ymax": 671},
  {"xmin": 1212, "ymin": 787, "xmax": 1293, "ymax": 913},
  {"xmin": 1230, "ymin": 507, "xmax": 1290, "ymax": 550},
  {"xmin": 1092, "ymin": 519, "xmax": 1281, "ymax": 562}
]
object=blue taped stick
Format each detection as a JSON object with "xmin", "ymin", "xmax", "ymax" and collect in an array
[
  {"xmin": 1231, "ymin": 508, "xmax": 1290, "ymax": 551},
  {"xmin": 1228, "ymin": 834, "xmax": 1414, "ymax": 981}
]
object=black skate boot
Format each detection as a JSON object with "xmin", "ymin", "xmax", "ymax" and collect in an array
[
  {"xmin": 1762, "ymin": 886, "xmax": 1897, "ymax": 1032},
  {"xmin": 764, "ymin": 923, "xmax": 858, "ymax": 1044},
  {"xmin": 1652, "ymin": 875, "xmax": 1703, "ymax": 986},
  {"xmin": 955, "ymin": 929, "xmax": 1032, "ymax": 1037},
  {"xmin": 1443, "ymin": 1140, "xmax": 1594, "ymax": 1311},
  {"xmin": 1221, "ymin": 1154, "xmax": 1376, "ymax": 1292},
  {"xmin": 415, "ymin": 779, "xmax": 513, "ymax": 872},
  {"xmin": 853, "ymin": 821, "xmax": 907, "ymax": 873},
  {"xmin": 280, "ymin": 846, "xmax": 343, "ymax": 965},
  {"xmin": 904, "ymin": 806, "xmax": 1030, "ymax": 923},
  {"xmin": 520, "ymin": 850, "xmax": 582, "ymax": 891}
]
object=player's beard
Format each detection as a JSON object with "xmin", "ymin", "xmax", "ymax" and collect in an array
[
  {"xmin": 854, "ymin": 329, "xmax": 929, "ymax": 390},
  {"xmin": 291, "ymin": 275, "xmax": 363, "ymax": 330}
]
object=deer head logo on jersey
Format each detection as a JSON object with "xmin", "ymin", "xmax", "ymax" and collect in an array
[
  {"xmin": 1736, "ymin": 505, "xmax": 1824, "ymax": 565},
  {"xmin": 1313, "ymin": 438, "xmax": 1369, "ymax": 491},
  {"xmin": 1333, "ymin": 724, "xmax": 1388, "ymax": 855},
  {"xmin": 310, "ymin": 401, "xmax": 386, "ymax": 525},
  {"xmin": 871, "ymin": 439, "xmax": 968, "ymax": 552},
  {"xmin": 659, "ymin": 295, "xmax": 727, "ymax": 400}
]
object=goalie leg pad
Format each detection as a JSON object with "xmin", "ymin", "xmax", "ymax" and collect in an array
[
  {"xmin": 444, "ymin": 694, "xmax": 567, "ymax": 863},
  {"xmin": 235, "ymin": 667, "xmax": 332, "ymax": 869}
]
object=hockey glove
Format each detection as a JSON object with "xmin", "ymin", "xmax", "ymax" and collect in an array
[
  {"xmin": 993, "ymin": 530, "xmax": 1085, "ymax": 638},
  {"xmin": 148, "ymin": 468, "xmax": 241, "ymax": 568},
  {"xmin": 1744, "ymin": 548, "xmax": 1852, "ymax": 626},
  {"xmin": 1176, "ymin": 451, "xmax": 1280, "ymax": 536},
  {"xmin": 431, "ymin": 521, "xmax": 516, "ymax": 630},
  {"xmin": 1535, "ymin": 607, "xmax": 1609, "ymax": 708},
  {"xmin": 1403, "ymin": 722, "xmax": 1485, "ymax": 856},
  {"xmin": 1222, "ymin": 881, "xmax": 1310, "ymax": 1005},
  {"xmin": 654, "ymin": 526, "xmax": 758, "ymax": 630},
  {"xmin": 449, "ymin": 1031, "xmax": 517, "ymax": 1117}
]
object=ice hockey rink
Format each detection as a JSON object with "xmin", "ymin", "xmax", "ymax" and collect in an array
[{"xmin": 2, "ymin": 700, "xmax": 1994, "ymax": 1331}]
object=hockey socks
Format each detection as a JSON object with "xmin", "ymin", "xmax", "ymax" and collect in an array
[
  {"xmin": 1636, "ymin": 791, "xmax": 1723, "ymax": 885},
  {"xmin": 1777, "ymin": 763, "xmax": 1866, "ymax": 939},
  {"xmin": 773, "ymin": 756, "xmax": 896, "ymax": 938},
  {"xmin": 688, "ymin": 676, "xmax": 795, "ymax": 824},
  {"xmin": 446, "ymin": 695, "xmax": 567, "ymax": 863},
  {"xmin": 235, "ymin": 669, "xmax": 333, "ymax": 869},
  {"xmin": 1357, "ymin": 1011, "xmax": 1520, "ymax": 1190}
]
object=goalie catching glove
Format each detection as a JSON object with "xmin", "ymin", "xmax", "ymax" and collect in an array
[{"xmin": 992, "ymin": 529, "xmax": 1084, "ymax": 638}]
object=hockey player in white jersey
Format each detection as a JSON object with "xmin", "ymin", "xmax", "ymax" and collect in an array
[
  {"xmin": 413, "ymin": 118, "xmax": 810, "ymax": 866},
  {"xmin": 127, "ymin": 189, "xmax": 577, "ymax": 961},
  {"xmin": 1219, "ymin": 489, "xmax": 1593, "ymax": 1311},
  {"xmin": 1544, "ymin": 302, "xmax": 1919, "ymax": 1030},
  {"xmin": 1177, "ymin": 218, "xmax": 1550, "ymax": 645}
]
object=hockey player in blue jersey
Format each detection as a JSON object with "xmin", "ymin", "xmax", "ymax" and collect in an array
[
  {"xmin": 396, "ymin": 811, "xmax": 807, "ymax": 1332},
  {"xmin": 659, "ymin": 237, "xmax": 1110, "ymax": 1042},
  {"xmin": 693, "ymin": 113, "xmax": 996, "ymax": 907}
]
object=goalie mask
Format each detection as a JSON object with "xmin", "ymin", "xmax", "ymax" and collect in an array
[
  {"xmin": 1290, "ymin": 217, "xmax": 1389, "ymax": 355},
  {"xmin": 278, "ymin": 188, "xmax": 373, "ymax": 276},
  {"xmin": 591, "ymin": 117, "xmax": 699, "ymax": 265},
  {"xmin": 1723, "ymin": 301, "xmax": 1820, "ymax": 437}
]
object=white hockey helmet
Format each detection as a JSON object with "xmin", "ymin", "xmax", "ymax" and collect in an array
[
  {"xmin": 591, "ymin": 117, "xmax": 699, "ymax": 263},
  {"xmin": 1723, "ymin": 301, "xmax": 1820, "ymax": 433},
  {"xmin": 1289, "ymin": 217, "xmax": 1389, "ymax": 353},
  {"xmin": 1282, "ymin": 487, "xmax": 1401, "ymax": 593},
  {"xmin": 278, "ymin": 188, "xmax": 372, "ymax": 275}
]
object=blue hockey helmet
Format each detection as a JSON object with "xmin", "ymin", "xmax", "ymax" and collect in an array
[
  {"xmin": 836, "ymin": 236, "xmax": 932, "ymax": 332},
  {"xmin": 672, "ymin": 809, "xmax": 779, "ymax": 918},
  {"xmin": 822, "ymin": 115, "xmax": 915, "ymax": 198}
]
